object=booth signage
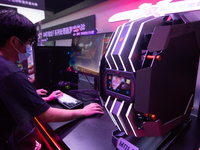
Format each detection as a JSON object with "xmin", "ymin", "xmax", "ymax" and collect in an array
[
  {"xmin": 109, "ymin": 0, "xmax": 200, "ymax": 22},
  {"xmin": 0, "ymin": 0, "xmax": 44, "ymax": 10},
  {"xmin": 40, "ymin": 15, "xmax": 95, "ymax": 41}
]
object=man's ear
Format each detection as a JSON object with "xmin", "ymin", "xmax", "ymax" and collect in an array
[{"xmin": 9, "ymin": 36, "xmax": 17, "ymax": 47}]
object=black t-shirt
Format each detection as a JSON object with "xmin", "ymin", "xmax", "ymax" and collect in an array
[{"xmin": 0, "ymin": 56, "xmax": 50, "ymax": 140}]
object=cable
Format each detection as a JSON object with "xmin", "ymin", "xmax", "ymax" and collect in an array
[{"xmin": 84, "ymin": 75, "xmax": 95, "ymax": 88}]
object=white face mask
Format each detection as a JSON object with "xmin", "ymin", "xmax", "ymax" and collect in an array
[{"xmin": 14, "ymin": 38, "xmax": 33, "ymax": 62}]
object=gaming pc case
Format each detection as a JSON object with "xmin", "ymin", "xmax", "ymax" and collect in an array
[{"xmin": 100, "ymin": 12, "xmax": 200, "ymax": 144}]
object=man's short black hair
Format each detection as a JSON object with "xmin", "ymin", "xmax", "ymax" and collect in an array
[{"xmin": 0, "ymin": 10, "xmax": 36, "ymax": 47}]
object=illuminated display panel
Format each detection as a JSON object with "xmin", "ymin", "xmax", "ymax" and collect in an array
[
  {"xmin": 104, "ymin": 69, "xmax": 135, "ymax": 103},
  {"xmin": 0, "ymin": 2, "xmax": 45, "ymax": 24},
  {"xmin": 107, "ymin": 74, "xmax": 131, "ymax": 97},
  {"xmin": 69, "ymin": 32, "xmax": 113, "ymax": 77}
]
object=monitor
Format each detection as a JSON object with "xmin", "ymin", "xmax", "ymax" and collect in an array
[
  {"xmin": 33, "ymin": 46, "xmax": 78, "ymax": 89},
  {"xmin": 69, "ymin": 32, "xmax": 113, "ymax": 77},
  {"xmin": 103, "ymin": 69, "xmax": 136, "ymax": 103}
]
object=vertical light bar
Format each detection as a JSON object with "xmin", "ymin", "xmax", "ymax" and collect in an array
[
  {"xmin": 118, "ymin": 22, "xmax": 134, "ymax": 71},
  {"xmin": 105, "ymin": 96, "xmax": 120, "ymax": 129},
  {"xmin": 128, "ymin": 21, "xmax": 145, "ymax": 72},
  {"xmin": 111, "ymin": 24, "xmax": 126, "ymax": 70},
  {"xmin": 105, "ymin": 26, "xmax": 121, "ymax": 69},
  {"xmin": 110, "ymin": 98, "xmax": 121, "ymax": 130},
  {"xmin": 117, "ymin": 101, "xmax": 128, "ymax": 135},
  {"xmin": 125, "ymin": 103, "xmax": 137, "ymax": 137}
]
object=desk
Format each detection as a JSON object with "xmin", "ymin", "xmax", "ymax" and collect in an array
[
  {"xmin": 46, "ymin": 82, "xmax": 200, "ymax": 150},
  {"xmin": 50, "ymin": 111, "xmax": 117, "ymax": 150},
  {"xmin": 48, "ymin": 90, "xmax": 117, "ymax": 150}
]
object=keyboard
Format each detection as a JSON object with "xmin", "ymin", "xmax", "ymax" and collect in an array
[{"xmin": 57, "ymin": 93, "xmax": 83, "ymax": 109}]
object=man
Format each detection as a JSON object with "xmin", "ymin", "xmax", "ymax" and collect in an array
[{"xmin": 0, "ymin": 10, "xmax": 104, "ymax": 149}]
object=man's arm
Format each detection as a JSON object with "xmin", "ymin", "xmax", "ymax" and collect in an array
[{"xmin": 37, "ymin": 103, "xmax": 104, "ymax": 123}]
